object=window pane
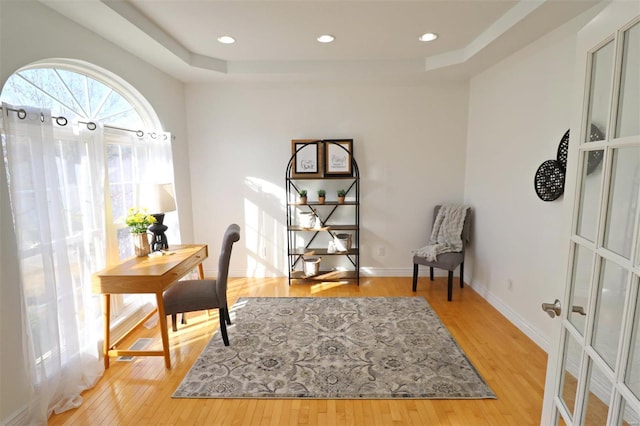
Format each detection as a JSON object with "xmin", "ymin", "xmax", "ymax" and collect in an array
[
  {"xmin": 626, "ymin": 287, "xmax": 640, "ymax": 399},
  {"xmin": 593, "ymin": 259, "xmax": 628, "ymax": 369},
  {"xmin": 561, "ymin": 331, "xmax": 583, "ymax": 421},
  {"xmin": 569, "ymin": 245, "xmax": 594, "ymax": 335},
  {"xmin": 576, "ymin": 150, "xmax": 604, "ymax": 241},
  {"xmin": 621, "ymin": 397, "xmax": 640, "ymax": 426},
  {"xmin": 604, "ymin": 147, "xmax": 640, "ymax": 259},
  {"xmin": 583, "ymin": 361, "xmax": 613, "ymax": 425},
  {"xmin": 616, "ymin": 22, "xmax": 640, "ymax": 138},
  {"xmin": 586, "ymin": 41, "xmax": 613, "ymax": 142}
]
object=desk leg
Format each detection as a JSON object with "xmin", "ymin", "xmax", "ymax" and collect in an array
[
  {"xmin": 198, "ymin": 263, "xmax": 204, "ymax": 279},
  {"xmin": 103, "ymin": 294, "xmax": 111, "ymax": 369},
  {"xmin": 156, "ymin": 293, "xmax": 171, "ymax": 369}
]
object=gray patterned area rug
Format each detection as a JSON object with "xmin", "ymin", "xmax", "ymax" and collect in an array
[{"xmin": 173, "ymin": 297, "xmax": 496, "ymax": 399}]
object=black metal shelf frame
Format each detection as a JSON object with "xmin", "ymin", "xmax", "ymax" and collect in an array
[{"xmin": 285, "ymin": 139, "xmax": 360, "ymax": 285}]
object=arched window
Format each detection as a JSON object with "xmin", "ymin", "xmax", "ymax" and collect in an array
[
  {"xmin": 1, "ymin": 59, "xmax": 157, "ymax": 129},
  {"xmin": 1, "ymin": 61, "xmax": 175, "ymax": 261}
]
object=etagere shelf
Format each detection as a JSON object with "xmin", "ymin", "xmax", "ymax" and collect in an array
[{"xmin": 285, "ymin": 139, "xmax": 360, "ymax": 285}]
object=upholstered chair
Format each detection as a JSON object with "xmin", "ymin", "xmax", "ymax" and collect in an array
[
  {"xmin": 163, "ymin": 224, "xmax": 240, "ymax": 345},
  {"xmin": 412, "ymin": 206, "xmax": 471, "ymax": 301}
]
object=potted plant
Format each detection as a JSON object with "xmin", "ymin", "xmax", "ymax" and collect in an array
[
  {"xmin": 337, "ymin": 189, "xmax": 346, "ymax": 204},
  {"xmin": 125, "ymin": 207, "xmax": 157, "ymax": 256},
  {"xmin": 299, "ymin": 189, "xmax": 307, "ymax": 204},
  {"xmin": 317, "ymin": 189, "xmax": 326, "ymax": 204}
]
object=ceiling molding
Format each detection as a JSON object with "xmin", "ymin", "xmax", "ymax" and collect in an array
[{"xmin": 38, "ymin": 0, "xmax": 602, "ymax": 82}]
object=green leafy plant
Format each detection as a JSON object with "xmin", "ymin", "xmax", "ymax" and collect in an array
[
  {"xmin": 317, "ymin": 189, "xmax": 326, "ymax": 197},
  {"xmin": 299, "ymin": 189, "xmax": 307, "ymax": 197},
  {"xmin": 337, "ymin": 189, "xmax": 347, "ymax": 197},
  {"xmin": 125, "ymin": 207, "xmax": 156, "ymax": 234}
]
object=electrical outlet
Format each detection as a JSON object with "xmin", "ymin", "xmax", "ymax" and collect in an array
[
  {"xmin": 377, "ymin": 246, "xmax": 385, "ymax": 257},
  {"xmin": 261, "ymin": 246, "xmax": 267, "ymax": 258},
  {"xmin": 507, "ymin": 279, "xmax": 513, "ymax": 290}
]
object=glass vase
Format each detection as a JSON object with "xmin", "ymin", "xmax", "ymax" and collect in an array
[{"xmin": 132, "ymin": 232, "xmax": 151, "ymax": 257}]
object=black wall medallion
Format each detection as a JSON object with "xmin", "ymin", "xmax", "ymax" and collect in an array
[
  {"xmin": 535, "ymin": 124, "xmax": 604, "ymax": 202},
  {"xmin": 556, "ymin": 130, "xmax": 569, "ymax": 171},
  {"xmin": 535, "ymin": 160, "xmax": 565, "ymax": 201}
]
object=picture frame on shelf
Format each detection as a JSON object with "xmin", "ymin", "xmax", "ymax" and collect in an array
[
  {"xmin": 291, "ymin": 139, "xmax": 323, "ymax": 178},
  {"xmin": 324, "ymin": 139, "xmax": 353, "ymax": 176}
]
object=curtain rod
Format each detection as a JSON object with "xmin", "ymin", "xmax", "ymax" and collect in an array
[{"xmin": 0, "ymin": 106, "xmax": 169, "ymax": 140}]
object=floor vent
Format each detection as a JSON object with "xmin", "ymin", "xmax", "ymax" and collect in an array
[{"xmin": 117, "ymin": 337, "xmax": 153, "ymax": 361}]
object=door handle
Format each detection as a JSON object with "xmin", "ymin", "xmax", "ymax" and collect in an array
[
  {"xmin": 572, "ymin": 305, "xmax": 586, "ymax": 316},
  {"xmin": 542, "ymin": 299, "xmax": 562, "ymax": 318}
]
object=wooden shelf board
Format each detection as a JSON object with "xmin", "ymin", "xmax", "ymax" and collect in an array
[{"xmin": 290, "ymin": 270, "xmax": 358, "ymax": 281}]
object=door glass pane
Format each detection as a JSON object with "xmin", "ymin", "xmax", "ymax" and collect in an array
[
  {"xmin": 569, "ymin": 245, "xmax": 594, "ymax": 335},
  {"xmin": 584, "ymin": 361, "xmax": 613, "ymax": 425},
  {"xmin": 626, "ymin": 287, "xmax": 640, "ymax": 399},
  {"xmin": 577, "ymin": 150, "xmax": 605, "ymax": 241},
  {"xmin": 616, "ymin": 22, "xmax": 640, "ymax": 138},
  {"xmin": 593, "ymin": 259, "xmax": 628, "ymax": 368},
  {"xmin": 586, "ymin": 41, "xmax": 614, "ymax": 143},
  {"xmin": 621, "ymin": 397, "xmax": 640, "ymax": 426},
  {"xmin": 604, "ymin": 147, "xmax": 640, "ymax": 259},
  {"xmin": 561, "ymin": 331, "xmax": 584, "ymax": 420}
]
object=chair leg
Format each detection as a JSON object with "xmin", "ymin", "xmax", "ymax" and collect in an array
[
  {"xmin": 412, "ymin": 264, "xmax": 419, "ymax": 291},
  {"xmin": 447, "ymin": 271, "xmax": 453, "ymax": 302},
  {"xmin": 181, "ymin": 313, "xmax": 187, "ymax": 325},
  {"xmin": 429, "ymin": 266, "xmax": 434, "ymax": 281},
  {"xmin": 460, "ymin": 262, "xmax": 465, "ymax": 288},
  {"xmin": 171, "ymin": 314, "xmax": 178, "ymax": 332},
  {"xmin": 219, "ymin": 308, "xmax": 229, "ymax": 346},
  {"xmin": 224, "ymin": 305, "xmax": 232, "ymax": 325}
]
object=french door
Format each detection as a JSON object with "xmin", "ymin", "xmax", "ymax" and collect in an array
[{"xmin": 541, "ymin": 2, "xmax": 640, "ymax": 425}]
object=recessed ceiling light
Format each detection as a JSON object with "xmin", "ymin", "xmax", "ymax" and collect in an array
[
  {"xmin": 419, "ymin": 33, "xmax": 438, "ymax": 42},
  {"xmin": 317, "ymin": 34, "xmax": 335, "ymax": 43},
  {"xmin": 217, "ymin": 35, "xmax": 236, "ymax": 44}
]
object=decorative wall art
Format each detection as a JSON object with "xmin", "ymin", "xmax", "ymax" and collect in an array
[
  {"xmin": 291, "ymin": 140, "xmax": 323, "ymax": 178},
  {"xmin": 324, "ymin": 139, "xmax": 353, "ymax": 176},
  {"xmin": 534, "ymin": 124, "xmax": 604, "ymax": 202}
]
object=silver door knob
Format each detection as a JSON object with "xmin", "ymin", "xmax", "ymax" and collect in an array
[{"xmin": 542, "ymin": 299, "xmax": 562, "ymax": 318}]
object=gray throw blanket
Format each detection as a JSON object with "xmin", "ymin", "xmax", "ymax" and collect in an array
[{"xmin": 413, "ymin": 204, "xmax": 469, "ymax": 261}]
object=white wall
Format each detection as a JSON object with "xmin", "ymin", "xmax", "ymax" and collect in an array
[
  {"xmin": 464, "ymin": 8, "xmax": 602, "ymax": 351},
  {"xmin": 185, "ymin": 82, "xmax": 469, "ymax": 277},
  {"xmin": 0, "ymin": 2, "xmax": 191, "ymax": 423}
]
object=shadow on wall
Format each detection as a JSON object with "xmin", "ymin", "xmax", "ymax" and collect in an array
[{"xmin": 244, "ymin": 177, "xmax": 287, "ymax": 277}]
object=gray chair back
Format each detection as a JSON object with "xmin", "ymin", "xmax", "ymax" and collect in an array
[{"xmin": 217, "ymin": 224, "xmax": 241, "ymax": 307}]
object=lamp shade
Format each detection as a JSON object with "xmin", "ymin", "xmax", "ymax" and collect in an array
[{"xmin": 138, "ymin": 183, "xmax": 176, "ymax": 214}]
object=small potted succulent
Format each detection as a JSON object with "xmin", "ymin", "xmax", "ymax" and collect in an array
[
  {"xmin": 337, "ymin": 189, "xmax": 347, "ymax": 204},
  {"xmin": 299, "ymin": 189, "xmax": 307, "ymax": 204},
  {"xmin": 317, "ymin": 189, "xmax": 326, "ymax": 204}
]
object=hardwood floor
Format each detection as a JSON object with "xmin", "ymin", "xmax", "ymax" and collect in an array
[{"xmin": 48, "ymin": 277, "xmax": 548, "ymax": 425}]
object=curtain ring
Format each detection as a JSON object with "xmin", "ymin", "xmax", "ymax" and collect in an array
[
  {"xmin": 56, "ymin": 116, "xmax": 68, "ymax": 126},
  {"xmin": 17, "ymin": 109, "xmax": 27, "ymax": 120},
  {"xmin": 136, "ymin": 130, "xmax": 144, "ymax": 137},
  {"xmin": 40, "ymin": 112, "xmax": 45, "ymax": 123},
  {"xmin": 87, "ymin": 122, "xmax": 97, "ymax": 131},
  {"xmin": 150, "ymin": 132, "xmax": 157, "ymax": 139}
]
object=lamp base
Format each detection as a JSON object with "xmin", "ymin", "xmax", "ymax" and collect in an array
[{"xmin": 149, "ymin": 213, "xmax": 169, "ymax": 251}]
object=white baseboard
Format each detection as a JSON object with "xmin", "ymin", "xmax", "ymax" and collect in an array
[{"xmin": 469, "ymin": 281, "xmax": 551, "ymax": 353}]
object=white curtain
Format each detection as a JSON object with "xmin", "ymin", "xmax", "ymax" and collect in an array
[
  {"xmin": 105, "ymin": 129, "xmax": 178, "ymax": 332},
  {"xmin": 1, "ymin": 104, "xmax": 106, "ymax": 423}
]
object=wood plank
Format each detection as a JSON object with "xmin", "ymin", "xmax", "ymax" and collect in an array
[{"xmin": 49, "ymin": 277, "xmax": 549, "ymax": 425}]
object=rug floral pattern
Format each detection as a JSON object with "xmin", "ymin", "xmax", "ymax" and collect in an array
[{"xmin": 173, "ymin": 297, "xmax": 496, "ymax": 399}]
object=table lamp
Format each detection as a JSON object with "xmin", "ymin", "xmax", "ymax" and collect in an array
[{"xmin": 138, "ymin": 183, "xmax": 177, "ymax": 251}]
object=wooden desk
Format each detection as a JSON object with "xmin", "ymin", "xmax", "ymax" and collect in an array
[{"xmin": 92, "ymin": 244, "xmax": 208, "ymax": 369}]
